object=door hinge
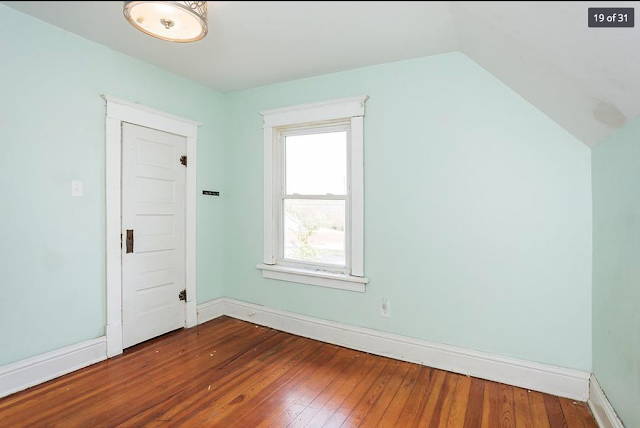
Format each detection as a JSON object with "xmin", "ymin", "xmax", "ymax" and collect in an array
[
  {"xmin": 180, "ymin": 155, "xmax": 187, "ymax": 166},
  {"xmin": 179, "ymin": 289, "xmax": 187, "ymax": 301}
]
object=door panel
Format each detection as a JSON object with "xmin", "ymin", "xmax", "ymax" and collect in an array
[{"xmin": 122, "ymin": 123, "xmax": 186, "ymax": 349}]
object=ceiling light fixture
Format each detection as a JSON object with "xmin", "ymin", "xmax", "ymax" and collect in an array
[{"xmin": 123, "ymin": 1, "xmax": 208, "ymax": 43}]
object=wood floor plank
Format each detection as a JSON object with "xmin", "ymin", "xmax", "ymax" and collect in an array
[
  {"xmin": 87, "ymin": 325, "xmax": 287, "ymax": 427},
  {"xmin": 338, "ymin": 359, "xmax": 406, "ymax": 427},
  {"xmin": 228, "ymin": 346, "xmax": 357, "ymax": 427},
  {"xmin": 574, "ymin": 402, "xmax": 599, "ymax": 428},
  {"xmin": 0, "ymin": 316, "xmax": 239, "ymax": 415},
  {"xmin": 300, "ymin": 354, "xmax": 380, "ymax": 428},
  {"xmin": 165, "ymin": 340, "xmax": 331, "ymax": 426},
  {"xmin": 317, "ymin": 359, "xmax": 393, "ymax": 427},
  {"xmin": 500, "ymin": 384, "xmax": 516, "ymax": 428},
  {"xmin": 78, "ymin": 327, "xmax": 288, "ymax": 427},
  {"xmin": 392, "ymin": 366, "xmax": 433, "ymax": 427},
  {"xmin": 513, "ymin": 387, "xmax": 533, "ymax": 428},
  {"xmin": 356, "ymin": 362, "xmax": 411, "ymax": 428},
  {"xmin": 0, "ymin": 318, "xmax": 599, "ymax": 428},
  {"xmin": 463, "ymin": 377, "xmax": 485, "ymax": 428},
  {"xmin": 204, "ymin": 343, "xmax": 339, "ymax": 427},
  {"xmin": 447, "ymin": 375, "xmax": 471, "ymax": 428},
  {"xmin": 480, "ymin": 381, "xmax": 501, "ymax": 428},
  {"xmin": 543, "ymin": 394, "xmax": 568, "ymax": 428},
  {"xmin": 559, "ymin": 398, "xmax": 587, "ymax": 428},
  {"xmin": 412, "ymin": 368, "xmax": 447, "ymax": 427},
  {"xmin": 283, "ymin": 353, "xmax": 375, "ymax": 428},
  {"xmin": 4, "ymin": 318, "xmax": 273, "ymax": 427},
  {"xmin": 376, "ymin": 364, "xmax": 421, "ymax": 428},
  {"xmin": 254, "ymin": 349, "xmax": 357, "ymax": 427},
  {"xmin": 428, "ymin": 372, "xmax": 460, "ymax": 428},
  {"xmin": 529, "ymin": 391, "xmax": 552, "ymax": 428}
]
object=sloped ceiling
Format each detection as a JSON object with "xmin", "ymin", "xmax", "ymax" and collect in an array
[
  {"xmin": 2, "ymin": 1, "xmax": 639, "ymax": 147},
  {"xmin": 452, "ymin": 1, "xmax": 640, "ymax": 147}
]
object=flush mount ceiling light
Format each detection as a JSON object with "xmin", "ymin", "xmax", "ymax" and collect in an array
[{"xmin": 123, "ymin": 1, "xmax": 208, "ymax": 43}]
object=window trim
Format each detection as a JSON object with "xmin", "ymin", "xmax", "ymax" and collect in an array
[{"xmin": 258, "ymin": 96, "xmax": 369, "ymax": 292}]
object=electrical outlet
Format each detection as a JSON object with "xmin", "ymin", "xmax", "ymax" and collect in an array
[
  {"xmin": 381, "ymin": 297, "xmax": 390, "ymax": 317},
  {"xmin": 71, "ymin": 180, "xmax": 83, "ymax": 197}
]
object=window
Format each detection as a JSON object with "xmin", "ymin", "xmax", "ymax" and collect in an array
[{"xmin": 257, "ymin": 96, "xmax": 369, "ymax": 292}]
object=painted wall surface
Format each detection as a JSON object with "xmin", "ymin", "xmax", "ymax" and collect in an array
[
  {"xmin": 223, "ymin": 53, "xmax": 593, "ymax": 371},
  {"xmin": 592, "ymin": 119, "xmax": 640, "ymax": 428},
  {"xmin": 0, "ymin": 5, "xmax": 225, "ymax": 366},
  {"xmin": 0, "ymin": 4, "xmax": 595, "ymax": 376}
]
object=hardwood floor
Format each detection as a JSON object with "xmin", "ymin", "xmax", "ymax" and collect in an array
[{"xmin": 0, "ymin": 316, "xmax": 598, "ymax": 427}]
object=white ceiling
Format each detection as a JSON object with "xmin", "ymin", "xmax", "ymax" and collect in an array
[
  {"xmin": 3, "ymin": 1, "xmax": 639, "ymax": 147},
  {"xmin": 1, "ymin": 1, "xmax": 459, "ymax": 92},
  {"xmin": 452, "ymin": 1, "xmax": 640, "ymax": 147}
]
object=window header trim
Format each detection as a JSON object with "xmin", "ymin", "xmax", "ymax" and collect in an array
[{"xmin": 261, "ymin": 95, "xmax": 368, "ymax": 128}]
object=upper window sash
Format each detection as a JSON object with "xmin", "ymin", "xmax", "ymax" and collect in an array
[{"xmin": 279, "ymin": 123, "xmax": 350, "ymax": 198}]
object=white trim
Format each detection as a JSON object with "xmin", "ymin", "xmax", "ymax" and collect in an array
[
  {"xmin": 0, "ymin": 337, "xmax": 107, "ymax": 399},
  {"xmin": 256, "ymin": 263, "xmax": 368, "ymax": 292},
  {"xmin": 197, "ymin": 298, "xmax": 590, "ymax": 401},
  {"xmin": 105, "ymin": 115, "xmax": 123, "ymax": 358},
  {"xmin": 185, "ymin": 135, "xmax": 198, "ymax": 328},
  {"xmin": 102, "ymin": 95, "xmax": 202, "ymax": 131},
  {"xmin": 263, "ymin": 126, "xmax": 276, "ymax": 265},
  {"xmin": 103, "ymin": 95, "xmax": 200, "ymax": 357},
  {"xmin": 349, "ymin": 116, "xmax": 365, "ymax": 277},
  {"xmin": 105, "ymin": 322, "xmax": 123, "ymax": 358},
  {"xmin": 2, "ymin": 297, "xmax": 592, "ymax": 402},
  {"xmin": 261, "ymin": 95, "xmax": 368, "ymax": 128},
  {"xmin": 196, "ymin": 299, "xmax": 226, "ymax": 324},
  {"xmin": 260, "ymin": 96, "xmax": 368, "ymax": 287},
  {"xmin": 588, "ymin": 374, "xmax": 625, "ymax": 428}
]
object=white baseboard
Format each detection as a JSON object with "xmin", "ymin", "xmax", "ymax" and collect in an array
[
  {"xmin": 197, "ymin": 298, "xmax": 590, "ymax": 401},
  {"xmin": 196, "ymin": 298, "xmax": 225, "ymax": 324},
  {"xmin": 105, "ymin": 322, "xmax": 123, "ymax": 358},
  {"xmin": 0, "ymin": 337, "xmax": 107, "ymax": 399},
  {"xmin": 185, "ymin": 300, "xmax": 198, "ymax": 328},
  {"xmin": 1, "ymin": 298, "xmax": 592, "ymax": 403},
  {"xmin": 588, "ymin": 374, "xmax": 625, "ymax": 428}
]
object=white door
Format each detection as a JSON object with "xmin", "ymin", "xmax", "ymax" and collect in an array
[{"xmin": 121, "ymin": 123, "xmax": 187, "ymax": 348}]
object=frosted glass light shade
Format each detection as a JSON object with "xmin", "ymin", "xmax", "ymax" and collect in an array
[{"xmin": 123, "ymin": 1, "xmax": 208, "ymax": 43}]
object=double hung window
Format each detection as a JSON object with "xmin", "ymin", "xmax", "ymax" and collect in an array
[{"xmin": 257, "ymin": 96, "xmax": 369, "ymax": 292}]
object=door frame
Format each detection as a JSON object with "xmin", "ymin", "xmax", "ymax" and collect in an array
[{"xmin": 102, "ymin": 95, "xmax": 200, "ymax": 358}]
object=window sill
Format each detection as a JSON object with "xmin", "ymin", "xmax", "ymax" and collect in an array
[{"xmin": 256, "ymin": 263, "xmax": 369, "ymax": 293}]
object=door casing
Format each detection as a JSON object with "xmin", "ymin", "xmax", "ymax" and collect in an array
[{"xmin": 102, "ymin": 95, "xmax": 200, "ymax": 358}]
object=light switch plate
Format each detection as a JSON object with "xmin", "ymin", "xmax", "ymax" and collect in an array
[{"xmin": 71, "ymin": 180, "xmax": 83, "ymax": 197}]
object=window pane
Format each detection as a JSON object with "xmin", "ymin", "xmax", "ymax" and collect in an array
[
  {"xmin": 283, "ymin": 199, "xmax": 346, "ymax": 266},
  {"xmin": 285, "ymin": 131, "xmax": 347, "ymax": 195}
]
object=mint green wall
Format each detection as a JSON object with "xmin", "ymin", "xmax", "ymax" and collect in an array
[
  {"xmin": 0, "ymin": 5, "xmax": 225, "ymax": 366},
  {"xmin": 0, "ymin": 5, "xmax": 595, "ymax": 375},
  {"xmin": 222, "ymin": 53, "xmax": 593, "ymax": 371},
  {"xmin": 592, "ymin": 119, "xmax": 640, "ymax": 427}
]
